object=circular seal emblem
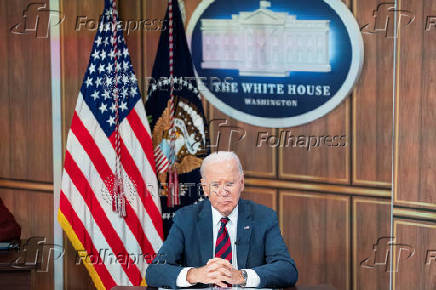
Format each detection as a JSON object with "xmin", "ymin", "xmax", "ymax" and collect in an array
[{"xmin": 187, "ymin": 0, "xmax": 364, "ymax": 128}]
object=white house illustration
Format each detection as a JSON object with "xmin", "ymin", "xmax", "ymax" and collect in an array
[{"xmin": 200, "ymin": 1, "xmax": 331, "ymax": 77}]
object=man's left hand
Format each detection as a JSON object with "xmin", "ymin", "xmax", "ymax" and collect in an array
[{"xmin": 206, "ymin": 258, "xmax": 245, "ymax": 285}]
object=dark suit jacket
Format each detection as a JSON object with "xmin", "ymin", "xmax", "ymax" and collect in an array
[{"xmin": 146, "ymin": 198, "xmax": 298, "ymax": 288}]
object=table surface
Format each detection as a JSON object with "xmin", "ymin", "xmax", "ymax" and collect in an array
[{"xmin": 111, "ymin": 285, "xmax": 336, "ymax": 290}]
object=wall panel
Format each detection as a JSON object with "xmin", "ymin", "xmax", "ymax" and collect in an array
[
  {"xmin": 352, "ymin": 0, "xmax": 393, "ymax": 187},
  {"xmin": 0, "ymin": 0, "xmax": 53, "ymax": 183},
  {"xmin": 393, "ymin": 220, "xmax": 436, "ymax": 290},
  {"xmin": 0, "ymin": 0, "xmax": 10, "ymax": 179},
  {"xmin": 279, "ymin": 190, "xmax": 350, "ymax": 290},
  {"xmin": 209, "ymin": 107, "xmax": 277, "ymax": 178},
  {"xmin": 352, "ymin": 197, "xmax": 390, "ymax": 290},
  {"xmin": 394, "ymin": 0, "xmax": 436, "ymax": 209},
  {"xmin": 279, "ymin": 99, "xmax": 350, "ymax": 184},
  {"xmin": 242, "ymin": 187, "xmax": 276, "ymax": 210},
  {"xmin": 142, "ymin": 0, "xmax": 167, "ymax": 87},
  {"xmin": 278, "ymin": 0, "xmax": 351, "ymax": 185}
]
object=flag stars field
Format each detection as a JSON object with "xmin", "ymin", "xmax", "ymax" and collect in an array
[
  {"xmin": 99, "ymin": 103, "xmax": 107, "ymax": 114},
  {"xmin": 78, "ymin": 9, "xmax": 147, "ymax": 139}
]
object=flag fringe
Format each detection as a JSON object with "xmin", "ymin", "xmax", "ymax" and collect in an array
[{"xmin": 57, "ymin": 210, "xmax": 107, "ymax": 290}]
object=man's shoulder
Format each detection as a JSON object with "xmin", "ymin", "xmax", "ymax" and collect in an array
[
  {"xmin": 173, "ymin": 199, "xmax": 209, "ymax": 220},
  {"xmin": 240, "ymin": 198, "xmax": 276, "ymax": 219}
]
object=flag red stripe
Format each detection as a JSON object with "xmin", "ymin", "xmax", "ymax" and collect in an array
[
  {"xmin": 156, "ymin": 151, "xmax": 165, "ymax": 162},
  {"xmin": 156, "ymin": 157, "xmax": 164, "ymax": 165},
  {"xmin": 109, "ymin": 134, "xmax": 164, "ymax": 240},
  {"xmin": 60, "ymin": 192, "xmax": 117, "ymax": 289},
  {"xmin": 159, "ymin": 163, "xmax": 169, "ymax": 173},
  {"xmin": 156, "ymin": 155, "xmax": 165, "ymax": 165},
  {"xmin": 157, "ymin": 158, "xmax": 168, "ymax": 169},
  {"xmin": 70, "ymin": 112, "xmax": 157, "ymax": 260},
  {"xmin": 64, "ymin": 151, "xmax": 142, "ymax": 285},
  {"xmin": 156, "ymin": 152, "xmax": 166, "ymax": 165},
  {"xmin": 156, "ymin": 160, "xmax": 165, "ymax": 170},
  {"xmin": 127, "ymin": 109, "xmax": 157, "ymax": 175}
]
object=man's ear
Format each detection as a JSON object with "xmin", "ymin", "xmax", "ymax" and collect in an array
[{"xmin": 201, "ymin": 178, "xmax": 209, "ymax": 196}]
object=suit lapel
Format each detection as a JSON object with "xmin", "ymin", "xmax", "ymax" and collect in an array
[
  {"xmin": 237, "ymin": 199, "xmax": 253, "ymax": 269},
  {"xmin": 197, "ymin": 199, "xmax": 213, "ymax": 265}
]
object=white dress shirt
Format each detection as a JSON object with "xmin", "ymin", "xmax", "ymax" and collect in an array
[{"xmin": 176, "ymin": 204, "xmax": 261, "ymax": 287}]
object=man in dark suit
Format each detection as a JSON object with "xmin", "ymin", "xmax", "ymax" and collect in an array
[{"xmin": 146, "ymin": 151, "xmax": 298, "ymax": 288}]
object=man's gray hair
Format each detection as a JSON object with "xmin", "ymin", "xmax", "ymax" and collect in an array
[{"xmin": 200, "ymin": 151, "xmax": 243, "ymax": 178}]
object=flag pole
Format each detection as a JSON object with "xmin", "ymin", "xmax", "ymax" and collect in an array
[
  {"xmin": 49, "ymin": 0, "xmax": 63, "ymax": 288},
  {"xmin": 168, "ymin": 0, "xmax": 180, "ymax": 208}
]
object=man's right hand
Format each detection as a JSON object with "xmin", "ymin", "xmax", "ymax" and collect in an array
[{"xmin": 186, "ymin": 258, "xmax": 233, "ymax": 287}]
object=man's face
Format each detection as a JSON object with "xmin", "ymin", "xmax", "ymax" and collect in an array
[{"xmin": 201, "ymin": 159, "xmax": 244, "ymax": 217}]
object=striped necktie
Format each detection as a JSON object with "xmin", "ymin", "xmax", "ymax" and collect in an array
[{"xmin": 215, "ymin": 217, "xmax": 232, "ymax": 263}]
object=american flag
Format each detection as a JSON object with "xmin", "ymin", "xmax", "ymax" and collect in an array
[{"xmin": 58, "ymin": 0, "xmax": 163, "ymax": 288}]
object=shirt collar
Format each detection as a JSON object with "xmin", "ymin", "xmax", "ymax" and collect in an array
[{"xmin": 211, "ymin": 203, "xmax": 238, "ymax": 227}]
